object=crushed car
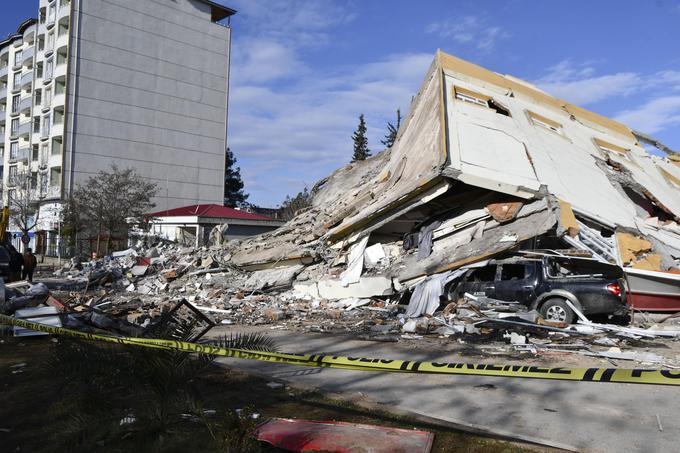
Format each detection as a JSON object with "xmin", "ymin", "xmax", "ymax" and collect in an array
[{"xmin": 445, "ymin": 254, "xmax": 627, "ymax": 323}]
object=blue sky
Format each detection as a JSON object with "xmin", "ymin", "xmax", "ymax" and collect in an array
[{"xmin": 4, "ymin": 1, "xmax": 680, "ymax": 207}]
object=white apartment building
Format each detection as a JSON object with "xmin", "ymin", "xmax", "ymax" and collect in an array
[{"xmin": 0, "ymin": 0, "xmax": 235, "ymax": 254}]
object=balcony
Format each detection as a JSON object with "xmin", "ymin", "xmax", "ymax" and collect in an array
[
  {"xmin": 19, "ymin": 96, "xmax": 32, "ymax": 114},
  {"xmin": 52, "ymin": 91, "xmax": 65, "ymax": 107},
  {"xmin": 22, "ymin": 46, "xmax": 35, "ymax": 67},
  {"xmin": 54, "ymin": 62, "xmax": 67, "ymax": 79},
  {"xmin": 45, "ymin": 185, "xmax": 61, "ymax": 200},
  {"xmin": 0, "ymin": 108, "xmax": 5, "ymax": 124},
  {"xmin": 9, "ymin": 146, "xmax": 30, "ymax": 164},
  {"xmin": 23, "ymin": 25, "xmax": 36, "ymax": 44},
  {"xmin": 0, "ymin": 46, "xmax": 8, "ymax": 60},
  {"xmin": 59, "ymin": 0, "xmax": 71, "ymax": 15},
  {"xmin": 13, "ymin": 38, "xmax": 23, "ymax": 48},
  {"xmin": 46, "ymin": 11, "xmax": 56, "ymax": 30},
  {"xmin": 0, "ymin": 65, "xmax": 7, "ymax": 82},
  {"xmin": 17, "ymin": 120, "xmax": 31, "ymax": 138},
  {"xmin": 0, "ymin": 85, "xmax": 6, "ymax": 101},
  {"xmin": 49, "ymin": 152, "xmax": 62, "ymax": 167},
  {"xmin": 56, "ymin": 34, "xmax": 69, "ymax": 53},
  {"xmin": 50, "ymin": 121, "xmax": 63, "ymax": 139},
  {"xmin": 20, "ymin": 71, "xmax": 33, "ymax": 89}
]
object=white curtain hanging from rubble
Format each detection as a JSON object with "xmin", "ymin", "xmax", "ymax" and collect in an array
[
  {"xmin": 405, "ymin": 260, "xmax": 490, "ymax": 318},
  {"xmin": 340, "ymin": 236, "xmax": 369, "ymax": 287}
]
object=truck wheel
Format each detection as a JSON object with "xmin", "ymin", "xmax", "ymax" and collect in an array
[{"xmin": 540, "ymin": 299, "xmax": 575, "ymax": 324}]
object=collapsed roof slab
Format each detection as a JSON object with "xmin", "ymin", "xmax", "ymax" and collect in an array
[{"xmin": 396, "ymin": 197, "xmax": 559, "ymax": 283}]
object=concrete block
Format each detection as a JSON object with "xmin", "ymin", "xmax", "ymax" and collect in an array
[{"xmin": 317, "ymin": 276, "xmax": 393, "ymax": 299}]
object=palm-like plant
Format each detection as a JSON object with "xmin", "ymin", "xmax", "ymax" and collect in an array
[{"xmin": 43, "ymin": 318, "xmax": 277, "ymax": 451}]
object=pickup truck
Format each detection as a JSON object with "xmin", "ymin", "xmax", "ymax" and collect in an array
[{"xmin": 446, "ymin": 255, "xmax": 627, "ymax": 324}]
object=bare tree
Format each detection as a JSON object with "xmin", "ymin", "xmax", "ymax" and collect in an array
[
  {"xmin": 68, "ymin": 165, "xmax": 159, "ymax": 255},
  {"xmin": 8, "ymin": 169, "xmax": 44, "ymax": 251}
]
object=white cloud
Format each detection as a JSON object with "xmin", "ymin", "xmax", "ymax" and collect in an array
[
  {"xmin": 425, "ymin": 16, "xmax": 506, "ymax": 51},
  {"xmin": 615, "ymin": 96, "xmax": 680, "ymax": 134},
  {"xmin": 656, "ymin": 70, "xmax": 680, "ymax": 90},
  {"xmin": 226, "ymin": 0, "xmax": 432, "ymax": 206},
  {"xmin": 230, "ymin": 52, "xmax": 433, "ymax": 165},
  {"xmin": 232, "ymin": 39, "xmax": 305, "ymax": 84},
  {"xmin": 533, "ymin": 60, "xmax": 680, "ymax": 138},
  {"xmin": 534, "ymin": 60, "xmax": 642, "ymax": 105}
]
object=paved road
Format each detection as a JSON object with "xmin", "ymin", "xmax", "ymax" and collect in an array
[{"xmin": 211, "ymin": 327, "xmax": 678, "ymax": 453}]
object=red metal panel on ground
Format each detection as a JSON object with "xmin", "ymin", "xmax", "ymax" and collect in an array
[{"xmin": 255, "ymin": 418, "xmax": 434, "ymax": 453}]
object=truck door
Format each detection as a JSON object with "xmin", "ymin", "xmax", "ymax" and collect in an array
[
  {"xmin": 494, "ymin": 263, "xmax": 535, "ymax": 304},
  {"xmin": 462, "ymin": 264, "xmax": 499, "ymax": 298}
]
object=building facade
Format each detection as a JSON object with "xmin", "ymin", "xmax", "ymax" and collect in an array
[
  {"xmin": 145, "ymin": 204, "xmax": 285, "ymax": 247},
  {"xmin": 0, "ymin": 0, "xmax": 234, "ymax": 254}
]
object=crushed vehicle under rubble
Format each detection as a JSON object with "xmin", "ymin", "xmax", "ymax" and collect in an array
[{"xmin": 444, "ymin": 255, "xmax": 627, "ymax": 324}]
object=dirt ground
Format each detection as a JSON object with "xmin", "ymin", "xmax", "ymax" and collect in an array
[{"xmin": 0, "ymin": 334, "xmax": 550, "ymax": 453}]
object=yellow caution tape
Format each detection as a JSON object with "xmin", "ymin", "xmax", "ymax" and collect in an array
[{"xmin": 3, "ymin": 314, "xmax": 680, "ymax": 386}]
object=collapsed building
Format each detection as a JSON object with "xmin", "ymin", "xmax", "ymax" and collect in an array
[
  {"xmin": 227, "ymin": 50, "xmax": 680, "ymax": 311},
  {"xmin": 5, "ymin": 51, "xmax": 680, "ymax": 362}
]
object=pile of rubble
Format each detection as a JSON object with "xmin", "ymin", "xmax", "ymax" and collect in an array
[{"xmin": 4, "ymin": 50, "xmax": 680, "ymax": 369}]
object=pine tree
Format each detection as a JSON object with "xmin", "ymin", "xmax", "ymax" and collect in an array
[
  {"xmin": 351, "ymin": 114, "xmax": 371, "ymax": 162},
  {"xmin": 280, "ymin": 187, "xmax": 312, "ymax": 220},
  {"xmin": 223, "ymin": 148, "xmax": 249, "ymax": 207},
  {"xmin": 380, "ymin": 108, "xmax": 402, "ymax": 148}
]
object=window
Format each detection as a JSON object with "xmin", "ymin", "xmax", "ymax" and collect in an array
[
  {"xmin": 452, "ymin": 86, "xmax": 511, "ymax": 116},
  {"xmin": 48, "ymin": 4, "xmax": 56, "ymax": 23},
  {"xmin": 40, "ymin": 142, "xmax": 49, "ymax": 165},
  {"xmin": 467, "ymin": 265, "xmax": 498, "ymax": 283},
  {"xmin": 34, "ymin": 88, "xmax": 41, "ymax": 106},
  {"xmin": 43, "ymin": 86, "xmax": 52, "ymax": 108},
  {"xmin": 594, "ymin": 138, "xmax": 631, "ymax": 161},
  {"xmin": 46, "ymin": 31, "xmax": 54, "ymax": 52},
  {"xmin": 38, "ymin": 35, "xmax": 45, "ymax": 51},
  {"xmin": 500, "ymin": 264, "xmax": 526, "ymax": 280},
  {"xmin": 32, "ymin": 144, "xmax": 39, "ymax": 161},
  {"xmin": 44, "ymin": 58, "xmax": 53, "ymax": 81},
  {"xmin": 454, "ymin": 86, "xmax": 489, "ymax": 107},
  {"xmin": 9, "ymin": 165, "xmax": 17, "ymax": 181},
  {"xmin": 52, "ymin": 138, "xmax": 62, "ymax": 155},
  {"xmin": 527, "ymin": 111, "xmax": 563, "ymax": 134},
  {"xmin": 30, "ymin": 172, "xmax": 37, "ymax": 190},
  {"xmin": 8, "ymin": 189, "xmax": 15, "ymax": 205},
  {"xmin": 10, "ymin": 118, "xmax": 19, "ymax": 135},
  {"xmin": 13, "ymin": 50, "xmax": 22, "ymax": 67},
  {"xmin": 9, "ymin": 141, "xmax": 18, "ymax": 160},
  {"xmin": 12, "ymin": 72, "xmax": 21, "ymax": 88},
  {"xmin": 36, "ymin": 62, "xmax": 43, "ymax": 79},
  {"xmin": 33, "ymin": 116, "xmax": 40, "ymax": 133},
  {"xmin": 42, "ymin": 113, "xmax": 51, "ymax": 137},
  {"xmin": 11, "ymin": 94, "xmax": 20, "ymax": 113},
  {"xmin": 50, "ymin": 167, "xmax": 61, "ymax": 187},
  {"xmin": 40, "ymin": 173, "xmax": 48, "ymax": 194}
]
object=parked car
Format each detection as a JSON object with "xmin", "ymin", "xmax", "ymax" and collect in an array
[{"xmin": 445, "ymin": 255, "xmax": 627, "ymax": 323}]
